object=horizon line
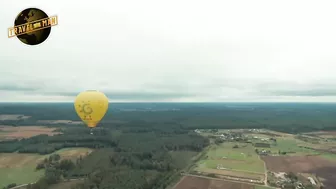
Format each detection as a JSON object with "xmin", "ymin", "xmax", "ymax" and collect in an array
[{"xmin": 1, "ymin": 101, "xmax": 336, "ymax": 103}]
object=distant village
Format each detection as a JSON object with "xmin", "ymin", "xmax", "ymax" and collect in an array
[
  {"xmin": 194, "ymin": 129, "xmax": 278, "ymax": 156},
  {"xmin": 194, "ymin": 129, "xmax": 320, "ymax": 189}
]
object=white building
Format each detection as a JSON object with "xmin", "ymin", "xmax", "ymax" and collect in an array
[{"xmin": 308, "ymin": 177, "xmax": 316, "ymax": 185}]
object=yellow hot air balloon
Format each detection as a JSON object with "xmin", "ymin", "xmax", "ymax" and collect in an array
[{"xmin": 74, "ymin": 90, "xmax": 109, "ymax": 133}]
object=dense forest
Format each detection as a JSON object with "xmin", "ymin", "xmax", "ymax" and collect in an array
[
  {"xmin": 0, "ymin": 116, "xmax": 208, "ymax": 189},
  {"xmin": 23, "ymin": 127, "xmax": 207, "ymax": 189},
  {"xmin": 1, "ymin": 103, "xmax": 336, "ymax": 133}
]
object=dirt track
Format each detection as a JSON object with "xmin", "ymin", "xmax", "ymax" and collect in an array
[{"xmin": 174, "ymin": 176, "xmax": 255, "ymax": 189}]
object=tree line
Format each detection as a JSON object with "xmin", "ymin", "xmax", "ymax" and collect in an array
[{"xmin": 2, "ymin": 103, "xmax": 336, "ymax": 134}]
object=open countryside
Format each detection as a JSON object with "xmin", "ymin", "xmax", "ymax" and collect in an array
[
  {"xmin": 172, "ymin": 128, "xmax": 336, "ymax": 189},
  {"xmin": 0, "ymin": 148, "xmax": 92, "ymax": 188},
  {"xmin": 0, "ymin": 126, "xmax": 61, "ymax": 141},
  {"xmin": 1, "ymin": 103, "xmax": 336, "ymax": 189}
]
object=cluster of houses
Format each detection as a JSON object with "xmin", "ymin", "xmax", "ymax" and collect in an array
[
  {"xmin": 256, "ymin": 149, "xmax": 271, "ymax": 155},
  {"xmin": 248, "ymin": 129, "xmax": 262, "ymax": 132},
  {"xmin": 217, "ymin": 133, "xmax": 244, "ymax": 141},
  {"xmin": 194, "ymin": 129, "xmax": 218, "ymax": 133},
  {"xmin": 270, "ymin": 172, "xmax": 317, "ymax": 189},
  {"xmin": 252, "ymin": 135, "xmax": 277, "ymax": 142},
  {"xmin": 194, "ymin": 129, "xmax": 247, "ymax": 142},
  {"xmin": 194, "ymin": 129, "xmax": 201, "ymax": 134}
]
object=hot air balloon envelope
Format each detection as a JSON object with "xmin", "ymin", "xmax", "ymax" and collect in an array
[{"xmin": 74, "ymin": 90, "xmax": 109, "ymax": 128}]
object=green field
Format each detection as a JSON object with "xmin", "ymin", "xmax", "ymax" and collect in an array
[
  {"xmin": 195, "ymin": 142, "xmax": 265, "ymax": 173},
  {"xmin": 274, "ymin": 139, "xmax": 316, "ymax": 154},
  {"xmin": 320, "ymin": 153, "xmax": 336, "ymax": 161},
  {"xmin": 0, "ymin": 148, "xmax": 92, "ymax": 188},
  {"xmin": 0, "ymin": 165, "xmax": 43, "ymax": 188},
  {"xmin": 51, "ymin": 147, "xmax": 92, "ymax": 160},
  {"xmin": 251, "ymin": 134, "xmax": 320, "ymax": 156}
]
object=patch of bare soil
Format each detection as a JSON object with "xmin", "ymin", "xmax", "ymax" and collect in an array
[
  {"xmin": 0, "ymin": 126, "xmax": 61, "ymax": 140},
  {"xmin": 0, "ymin": 114, "xmax": 31, "ymax": 121},
  {"xmin": 37, "ymin": 120, "xmax": 83, "ymax": 125}
]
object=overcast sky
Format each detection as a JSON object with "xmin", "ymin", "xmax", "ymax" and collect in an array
[{"xmin": 1, "ymin": 0, "xmax": 336, "ymax": 102}]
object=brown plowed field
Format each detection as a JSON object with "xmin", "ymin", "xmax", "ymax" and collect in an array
[
  {"xmin": 262, "ymin": 156, "xmax": 336, "ymax": 189},
  {"xmin": 0, "ymin": 126, "xmax": 60, "ymax": 140},
  {"xmin": 261, "ymin": 156, "xmax": 333, "ymax": 172},
  {"xmin": 316, "ymin": 131, "xmax": 336, "ymax": 135},
  {"xmin": 306, "ymin": 131, "xmax": 336, "ymax": 137},
  {"xmin": 174, "ymin": 176, "xmax": 254, "ymax": 189}
]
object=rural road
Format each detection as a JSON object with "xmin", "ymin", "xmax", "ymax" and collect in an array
[
  {"xmin": 10, "ymin": 178, "xmax": 84, "ymax": 189},
  {"xmin": 182, "ymin": 173, "xmax": 259, "ymax": 185},
  {"xmin": 257, "ymin": 154, "xmax": 269, "ymax": 186},
  {"xmin": 10, "ymin": 182, "xmax": 35, "ymax": 189},
  {"xmin": 264, "ymin": 163, "xmax": 268, "ymax": 186},
  {"xmin": 262, "ymin": 157, "xmax": 268, "ymax": 186},
  {"xmin": 181, "ymin": 173, "xmax": 279, "ymax": 189}
]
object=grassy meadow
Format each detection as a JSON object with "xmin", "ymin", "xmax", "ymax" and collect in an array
[
  {"xmin": 0, "ymin": 148, "xmax": 92, "ymax": 188},
  {"xmin": 195, "ymin": 142, "xmax": 265, "ymax": 174}
]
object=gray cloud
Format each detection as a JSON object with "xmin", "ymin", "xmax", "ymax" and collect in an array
[
  {"xmin": 2, "ymin": 79, "xmax": 336, "ymax": 101},
  {"xmin": 2, "ymin": 0, "xmax": 336, "ymax": 102},
  {"xmin": 254, "ymin": 81, "xmax": 336, "ymax": 97},
  {"xmin": 0, "ymin": 85, "xmax": 40, "ymax": 92},
  {"xmin": 49, "ymin": 91, "xmax": 196, "ymax": 100},
  {"xmin": 0, "ymin": 82, "xmax": 199, "ymax": 101},
  {"xmin": 264, "ymin": 89, "xmax": 336, "ymax": 97}
]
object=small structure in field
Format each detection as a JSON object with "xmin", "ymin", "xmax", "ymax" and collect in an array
[
  {"xmin": 216, "ymin": 164, "xmax": 228, "ymax": 170},
  {"xmin": 307, "ymin": 177, "xmax": 316, "ymax": 185}
]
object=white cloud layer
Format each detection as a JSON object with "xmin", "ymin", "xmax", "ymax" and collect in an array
[{"xmin": 1, "ymin": 0, "xmax": 336, "ymax": 102}]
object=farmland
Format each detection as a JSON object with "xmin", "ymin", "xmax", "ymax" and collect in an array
[
  {"xmin": 261, "ymin": 156, "xmax": 335, "ymax": 173},
  {"xmin": 194, "ymin": 142, "xmax": 265, "ymax": 176},
  {"xmin": 262, "ymin": 156, "xmax": 336, "ymax": 189},
  {"xmin": 2, "ymin": 103, "xmax": 336, "ymax": 189},
  {"xmin": 0, "ymin": 126, "xmax": 60, "ymax": 141},
  {"xmin": 180, "ymin": 128, "xmax": 336, "ymax": 189},
  {"xmin": 193, "ymin": 130, "xmax": 267, "ymax": 184},
  {"xmin": 0, "ymin": 114, "xmax": 31, "ymax": 121},
  {"xmin": 54, "ymin": 148, "xmax": 93, "ymax": 160},
  {"xmin": 0, "ymin": 153, "xmax": 43, "ymax": 188},
  {"xmin": 0, "ymin": 148, "xmax": 92, "ymax": 188}
]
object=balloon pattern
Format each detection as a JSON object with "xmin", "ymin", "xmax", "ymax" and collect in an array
[{"xmin": 74, "ymin": 90, "xmax": 109, "ymax": 128}]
